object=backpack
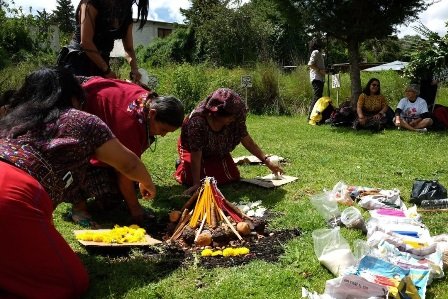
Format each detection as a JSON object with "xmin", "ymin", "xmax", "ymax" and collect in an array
[
  {"xmin": 309, "ymin": 97, "xmax": 335, "ymax": 125},
  {"xmin": 328, "ymin": 102, "xmax": 355, "ymax": 127}
]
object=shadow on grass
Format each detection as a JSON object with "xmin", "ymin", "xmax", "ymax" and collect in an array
[{"xmin": 79, "ymin": 245, "xmax": 185, "ymax": 298}]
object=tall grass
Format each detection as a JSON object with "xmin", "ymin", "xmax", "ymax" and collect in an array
[{"xmin": 1, "ymin": 61, "xmax": 447, "ymax": 114}]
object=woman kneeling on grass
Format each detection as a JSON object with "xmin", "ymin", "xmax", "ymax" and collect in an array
[
  {"xmin": 0, "ymin": 68, "xmax": 156, "ymax": 298},
  {"xmin": 75, "ymin": 76, "xmax": 184, "ymax": 226},
  {"xmin": 175, "ymin": 88, "xmax": 284, "ymax": 195},
  {"xmin": 394, "ymin": 84, "xmax": 433, "ymax": 132}
]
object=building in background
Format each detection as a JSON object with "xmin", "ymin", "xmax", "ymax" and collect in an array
[{"xmin": 110, "ymin": 19, "xmax": 176, "ymax": 57}]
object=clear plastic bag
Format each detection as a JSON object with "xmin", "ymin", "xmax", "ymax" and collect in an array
[
  {"xmin": 341, "ymin": 206, "xmax": 367, "ymax": 233},
  {"xmin": 330, "ymin": 181, "xmax": 354, "ymax": 206},
  {"xmin": 310, "ymin": 192, "xmax": 341, "ymax": 227},
  {"xmin": 312, "ymin": 227, "xmax": 356, "ymax": 276}
]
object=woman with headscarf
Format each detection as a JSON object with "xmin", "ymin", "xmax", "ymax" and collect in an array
[{"xmin": 175, "ymin": 88, "xmax": 283, "ymax": 195}]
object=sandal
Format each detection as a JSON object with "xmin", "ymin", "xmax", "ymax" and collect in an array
[{"xmin": 69, "ymin": 209, "xmax": 101, "ymax": 229}]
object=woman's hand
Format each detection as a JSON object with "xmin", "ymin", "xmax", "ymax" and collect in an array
[
  {"xmin": 358, "ymin": 116, "xmax": 366, "ymax": 125},
  {"xmin": 139, "ymin": 182, "xmax": 156, "ymax": 200},
  {"xmin": 130, "ymin": 69, "xmax": 142, "ymax": 83},
  {"xmin": 265, "ymin": 158, "xmax": 284, "ymax": 176}
]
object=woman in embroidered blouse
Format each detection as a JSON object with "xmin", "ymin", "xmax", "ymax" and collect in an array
[
  {"xmin": 353, "ymin": 78, "xmax": 389, "ymax": 130},
  {"xmin": 61, "ymin": 0, "xmax": 148, "ymax": 81},
  {"xmin": 175, "ymin": 88, "xmax": 284, "ymax": 195},
  {"xmin": 0, "ymin": 68, "xmax": 156, "ymax": 298},
  {"xmin": 78, "ymin": 76, "xmax": 184, "ymax": 224}
]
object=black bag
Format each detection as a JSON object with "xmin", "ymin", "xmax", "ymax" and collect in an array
[
  {"xmin": 410, "ymin": 179, "xmax": 447, "ymax": 205},
  {"xmin": 328, "ymin": 105, "xmax": 355, "ymax": 126}
]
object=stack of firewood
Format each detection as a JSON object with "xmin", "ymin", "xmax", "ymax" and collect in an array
[{"xmin": 168, "ymin": 177, "xmax": 265, "ymax": 247}]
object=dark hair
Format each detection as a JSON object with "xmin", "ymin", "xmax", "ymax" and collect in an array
[
  {"xmin": 309, "ymin": 38, "xmax": 322, "ymax": 52},
  {"xmin": 0, "ymin": 67, "xmax": 85, "ymax": 138},
  {"xmin": 150, "ymin": 96, "xmax": 185, "ymax": 128},
  {"xmin": 362, "ymin": 78, "xmax": 381, "ymax": 96},
  {"xmin": 134, "ymin": 0, "xmax": 149, "ymax": 29}
]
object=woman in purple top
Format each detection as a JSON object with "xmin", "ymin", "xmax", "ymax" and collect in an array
[
  {"xmin": 0, "ymin": 68, "xmax": 156, "ymax": 298},
  {"xmin": 175, "ymin": 88, "xmax": 283, "ymax": 195}
]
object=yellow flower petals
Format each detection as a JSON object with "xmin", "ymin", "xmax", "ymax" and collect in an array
[
  {"xmin": 76, "ymin": 225, "xmax": 146, "ymax": 244},
  {"xmin": 201, "ymin": 249, "xmax": 213, "ymax": 256}
]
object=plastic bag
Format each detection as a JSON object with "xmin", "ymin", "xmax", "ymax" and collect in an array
[
  {"xmin": 341, "ymin": 207, "xmax": 367, "ymax": 233},
  {"xmin": 312, "ymin": 227, "xmax": 356, "ymax": 276},
  {"xmin": 324, "ymin": 275, "xmax": 389, "ymax": 299},
  {"xmin": 410, "ymin": 179, "xmax": 447, "ymax": 205},
  {"xmin": 310, "ymin": 192, "xmax": 341, "ymax": 227},
  {"xmin": 330, "ymin": 181, "xmax": 354, "ymax": 206}
]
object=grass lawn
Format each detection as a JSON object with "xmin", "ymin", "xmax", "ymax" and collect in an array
[{"xmin": 54, "ymin": 114, "xmax": 448, "ymax": 298}]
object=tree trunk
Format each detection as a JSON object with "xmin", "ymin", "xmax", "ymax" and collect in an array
[{"xmin": 347, "ymin": 39, "xmax": 362, "ymax": 108}]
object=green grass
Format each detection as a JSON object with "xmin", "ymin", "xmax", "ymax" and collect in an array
[{"xmin": 53, "ymin": 115, "xmax": 448, "ymax": 298}]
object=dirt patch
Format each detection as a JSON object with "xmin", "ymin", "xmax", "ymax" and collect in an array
[{"xmin": 82, "ymin": 211, "xmax": 302, "ymax": 269}]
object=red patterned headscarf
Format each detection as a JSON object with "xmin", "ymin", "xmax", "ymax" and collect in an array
[{"xmin": 204, "ymin": 88, "xmax": 247, "ymax": 117}]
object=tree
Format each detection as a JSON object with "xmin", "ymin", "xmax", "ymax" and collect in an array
[
  {"xmin": 403, "ymin": 23, "xmax": 448, "ymax": 83},
  {"xmin": 52, "ymin": 0, "xmax": 75, "ymax": 34},
  {"xmin": 277, "ymin": 0, "xmax": 429, "ymax": 104}
]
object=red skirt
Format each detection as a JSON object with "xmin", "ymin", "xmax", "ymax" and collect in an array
[
  {"xmin": 174, "ymin": 139, "xmax": 240, "ymax": 186},
  {"xmin": 0, "ymin": 161, "xmax": 89, "ymax": 299}
]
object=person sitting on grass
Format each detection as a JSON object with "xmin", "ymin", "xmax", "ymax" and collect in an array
[
  {"xmin": 353, "ymin": 78, "xmax": 389, "ymax": 131},
  {"xmin": 394, "ymin": 84, "xmax": 433, "ymax": 132},
  {"xmin": 0, "ymin": 67, "xmax": 156, "ymax": 298}
]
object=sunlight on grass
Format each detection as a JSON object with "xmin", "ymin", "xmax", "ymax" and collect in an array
[{"xmin": 53, "ymin": 115, "xmax": 448, "ymax": 298}]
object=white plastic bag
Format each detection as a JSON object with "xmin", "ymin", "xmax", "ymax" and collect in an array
[
  {"xmin": 312, "ymin": 227, "xmax": 356, "ymax": 276},
  {"xmin": 310, "ymin": 192, "xmax": 341, "ymax": 227}
]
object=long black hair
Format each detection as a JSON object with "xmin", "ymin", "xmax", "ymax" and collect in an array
[
  {"xmin": 362, "ymin": 78, "xmax": 381, "ymax": 96},
  {"xmin": 0, "ymin": 67, "xmax": 85, "ymax": 138},
  {"xmin": 134, "ymin": 0, "xmax": 149, "ymax": 29}
]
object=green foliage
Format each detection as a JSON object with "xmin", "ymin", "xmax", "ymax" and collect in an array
[
  {"xmin": 52, "ymin": 0, "xmax": 75, "ymax": 34},
  {"xmin": 169, "ymin": 0, "xmax": 308, "ymax": 67},
  {"xmin": 0, "ymin": 3, "xmax": 58, "ymax": 69},
  {"xmin": 403, "ymin": 24, "xmax": 448, "ymax": 82},
  {"xmin": 361, "ymin": 36, "xmax": 403, "ymax": 63},
  {"xmin": 285, "ymin": 0, "xmax": 430, "ymax": 102},
  {"xmin": 171, "ymin": 63, "xmax": 210, "ymax": 112},
  {"xmin": 137, "ymin": 26, "xmax": 195, "ymax": 67}
]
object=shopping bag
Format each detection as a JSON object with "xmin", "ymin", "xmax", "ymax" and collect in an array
[{"xmin": 410, "ymin": 179, "xmax": 447, "ymax": 205}]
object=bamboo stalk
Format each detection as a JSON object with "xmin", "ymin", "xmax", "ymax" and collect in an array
[
  {"xmin": 194, "ymin": 212, "xmax": 207, "ymax": 242},
  {"xmin": 218, "ymin": 208, "xmax": 243, "ymax": 241}
]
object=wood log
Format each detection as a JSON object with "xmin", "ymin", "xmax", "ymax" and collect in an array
[{"xmin": 181, "ymin": 188, "xmax": 200, "ymax": 212}]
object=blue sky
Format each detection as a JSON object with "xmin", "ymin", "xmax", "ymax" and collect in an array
[{"xmin": 9, "ymin": 0, "xmax": 448, "ymax": 38}]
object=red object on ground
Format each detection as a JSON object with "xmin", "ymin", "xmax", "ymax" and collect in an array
[{"xmin": 175, "ymin": 139, "xmax": 240, "ymax": 186}]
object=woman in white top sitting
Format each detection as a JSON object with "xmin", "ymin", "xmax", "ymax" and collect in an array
[{"xmin": 394, "ymin": 84, "xmax": 433, "ymax": 132}]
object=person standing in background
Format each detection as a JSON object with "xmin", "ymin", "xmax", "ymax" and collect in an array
[
  {"xmin": 307, "ymin": 38, "xmax": 326, "ymax": 120},
  {"xmin": 58, "ymin": 0, "xmax": 148, "ymax": 82}
]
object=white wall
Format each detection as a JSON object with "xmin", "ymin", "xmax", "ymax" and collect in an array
[{"xmin": 110, "ymin": 20, "xmax": 176, "ymax": 57}]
